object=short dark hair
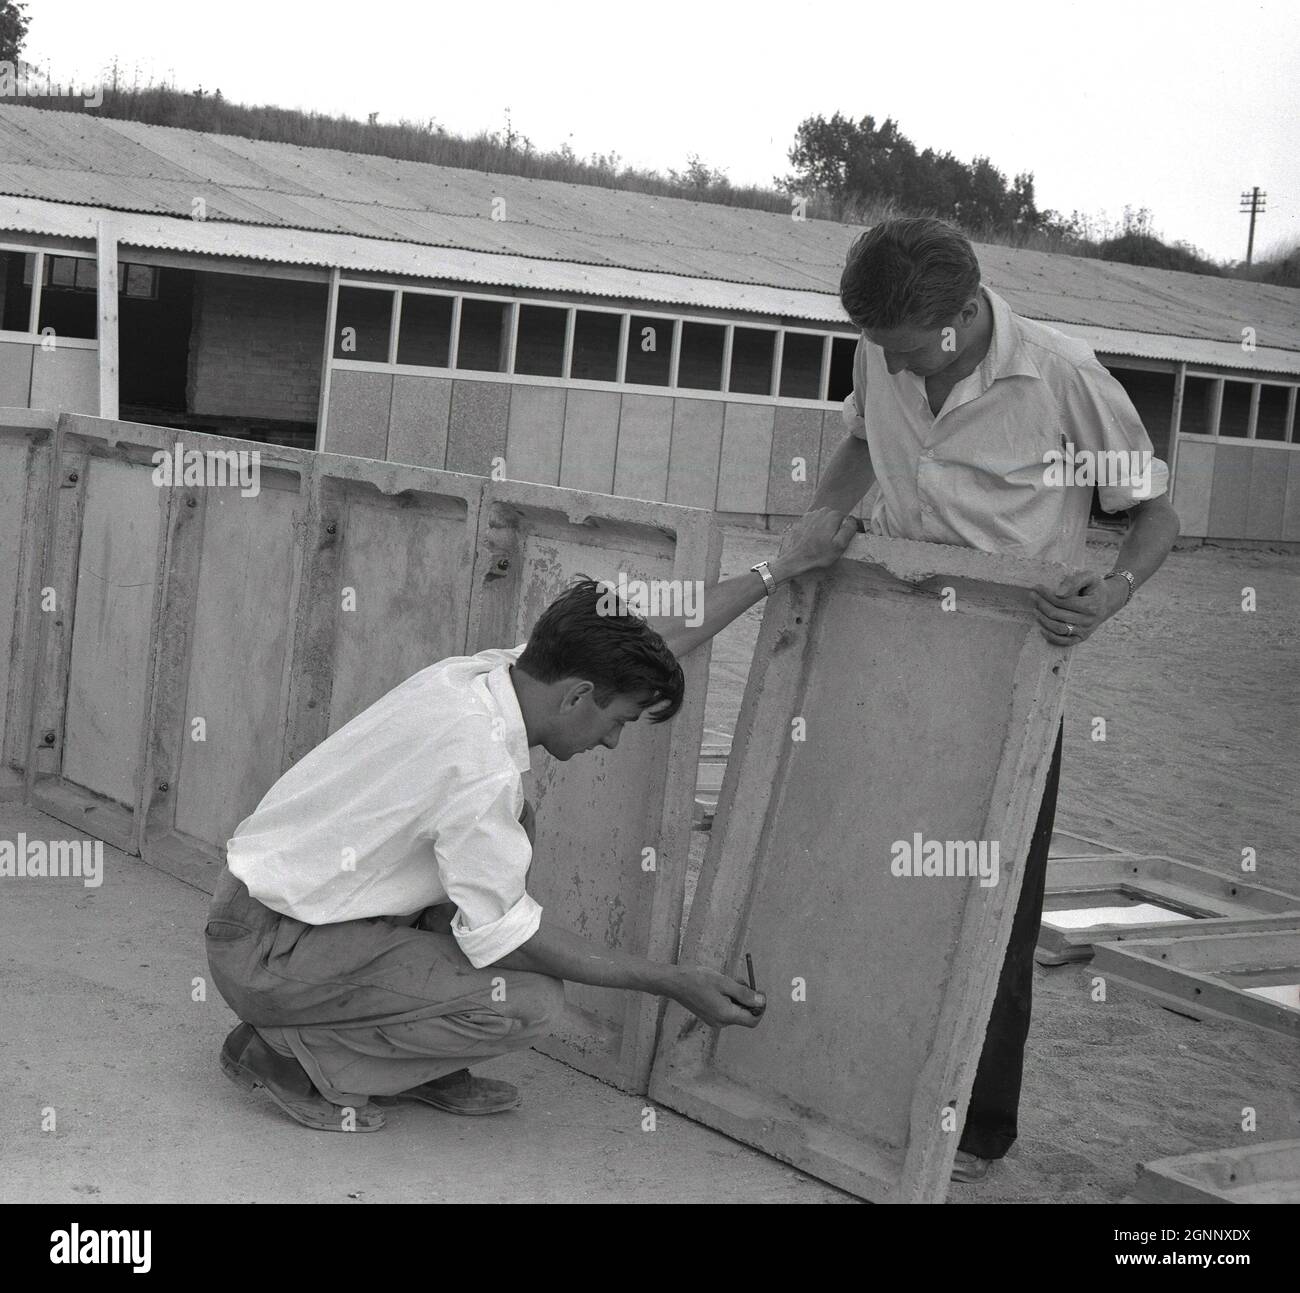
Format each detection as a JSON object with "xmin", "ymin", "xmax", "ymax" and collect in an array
[
  {"xmin": 839, "ymin": 217, "xmax": 981, "ymax": 330},
  {"xmin": 516, "ymin": 578, "xmax": 685, "ymax": 723}
]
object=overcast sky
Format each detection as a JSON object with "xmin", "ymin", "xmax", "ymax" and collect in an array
[{"xmin": 26, "ymin": 0, "xmax": 1299, "ymax": 264}]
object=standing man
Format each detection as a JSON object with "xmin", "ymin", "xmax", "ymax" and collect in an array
[
  {"xmin": 810, "ymin": 217, "xmax": 1180, "ymax": 1181},
  {"xmin": 207, "ymin": 509, "xmax": 854, "ymax": 1133}
]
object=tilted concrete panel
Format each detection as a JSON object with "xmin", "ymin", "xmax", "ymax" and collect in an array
[
  {"xmin": 30, "ymin": 415, "xmax": 178, "ymax": 854},
  {"xmin": 286, "ymin": 452, "xmax": 482, "ymax": 758},
  {"xmin": 137, "ymin": 428, "xmax": 315, "ymax": 891},
  {"xmin": 0, "ymin": 411, "xmax": 56, "ymax": 797},
  {"xmin": 649, "ymin": 535, "xmax": 1072, "ymax": 1202},
  {"xmin": 467, "ymin": 479, "xmax": 720, "ymax": 1092}
]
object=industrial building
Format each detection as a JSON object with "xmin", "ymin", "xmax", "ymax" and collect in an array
[{"xmin": 0, "ymin": 102, "xmax": 1296, "ymax": 540}]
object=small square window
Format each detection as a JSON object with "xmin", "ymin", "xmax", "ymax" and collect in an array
[
  {"xmin": 729, "ymin": 327, "xmax": 776, "ymax": 395},
  {"xmin": 396, "ymin": 292, "xmax": 454, "ymax": 367},
  {"xmin": 50, "ymin": 256, "xmax": 77, "ymax": 288},
  {"xmin": 122, "ymin": 263, "xmax": 157, "ymax": 298},
  {"xmin": 515, "ymin": 304, "xmax": 568, "ymax": 377},
  {"xmin": 678, "ymin": 321, "xmax": 726, "ymax": 390},
  {"xmin": 779, "ymin": 332, "xmax": 825, "ymax": 400},
  {"xmin": 334, "ymin": 286, "xmax": 395, "ymax": 362},
  {"xmin": 571, "ymin": 310, "xmax": 621, "ymax": 381},
  {"xmin": 625, "ymin": 316, "xmax": 673, "ymax": 386},
  {"xmin": 827, "ymin": 336, "xmax": 858, "ymax": 403},
  {"xmin": 456, "ymin": 298, "xmax": 510, "ymax": 372}
]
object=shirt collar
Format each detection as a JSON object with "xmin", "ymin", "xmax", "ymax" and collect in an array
[
  {"xmin": 486, "ymin": 662, "xmax": 531, "ymax": 774},
  {"xmin": 978, "ymin": 286, "xmax": 1042, "ymax": 386}
]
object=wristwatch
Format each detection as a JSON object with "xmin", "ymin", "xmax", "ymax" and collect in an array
[
  {"xmin": 751, "ymin": 560, "xmax": 777, "ymax": 595},
  {"xmin": 1105, "ymin": 568, "xmax": 1136, "ymax": 608}
]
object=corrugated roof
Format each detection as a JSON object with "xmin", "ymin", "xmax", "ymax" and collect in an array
[{"xmin": 0, "ymin": 103, "xmax": 1295, "ymax": 355}]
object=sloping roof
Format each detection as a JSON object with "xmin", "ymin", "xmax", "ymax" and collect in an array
[{"xmin": 0, "ymin": 104, "xmax": 1296, "ymax": 361}]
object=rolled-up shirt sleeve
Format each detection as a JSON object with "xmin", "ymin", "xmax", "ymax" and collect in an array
[
  {"xmin": 433, "ymin": 769, "xmax": 541, "ymax": 969},
  {"xmin": 1061, "ymin": 359, "xmax": 1169, "ymax": 512}
]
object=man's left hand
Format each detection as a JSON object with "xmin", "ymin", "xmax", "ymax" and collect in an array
[{"xmin": 1032, "ymin": 571, "xmax": 1125, "ymax": 647}]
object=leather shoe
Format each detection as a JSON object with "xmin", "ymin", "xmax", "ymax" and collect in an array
[
  {"xmin": 220, "ymin": 1022, "xmax": 385, "ymax": 1132},
  {"xmin": 951, "ymin": 1149, "xmax": 991, "ymax": 1182},
  {"xmin": 377, "ymin": 1068, "xmax": 521, "ymax": 1115}
]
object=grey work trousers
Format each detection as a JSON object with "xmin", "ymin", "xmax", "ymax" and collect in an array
[{"xmin": 205, "ymin": 866, "xmax": 565, "ymax": 1104}]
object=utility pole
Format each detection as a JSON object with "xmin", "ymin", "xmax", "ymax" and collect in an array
[{"xmin": 1239, "ymin": 187, "xmax": 1266, "ymax": 267}]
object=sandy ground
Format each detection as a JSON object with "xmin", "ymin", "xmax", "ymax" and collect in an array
[
  {"xmin": 687, "ymin": 528, "xmax": 1299, "ymax": 1202},
  {"xmin": 2, "ymin": 531, "xmax": 1294, "ymax": 1204}
]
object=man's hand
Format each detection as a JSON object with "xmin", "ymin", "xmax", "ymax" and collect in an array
[
  {"xmin": 774, "ymin": 507, "xmax": 857, "ymax": 580},
  {"xmin": 1032, "ymin": 571, "xmax": 1126, "ymax": 646},
  {"xmin": 671, "ymin": 965, "xmax": 766, "ymax": 1029}
]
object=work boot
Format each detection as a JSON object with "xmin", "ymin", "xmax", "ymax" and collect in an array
[
  {"xmin": 951, "ymin": 1150, "xmax": 991, "ymax": 1182},
  {"xmin": 377, "ymin": 1068, "xmax": 521, "ymax": 1115},
  {"xmin": 219, "ymin": 1022, "xmax": 385, "ymax": 1132}
]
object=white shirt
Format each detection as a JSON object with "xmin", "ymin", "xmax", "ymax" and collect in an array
[
  {"xmin": 225, "ymin": 644, "xmax": 541, "ymax": 969},
  {"xmin": 842, "ymin": 287, "xmax": 1169, "ymax": 566}
]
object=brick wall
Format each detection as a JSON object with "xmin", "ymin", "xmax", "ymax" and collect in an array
[{"xmin": 188, "ymin": 272, "xmax": 327, "ymax": 422}]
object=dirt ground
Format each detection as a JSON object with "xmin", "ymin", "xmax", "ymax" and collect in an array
[{"xmin": 685, "ymin": 527, "xmax": 1299, "ymax": 1203}]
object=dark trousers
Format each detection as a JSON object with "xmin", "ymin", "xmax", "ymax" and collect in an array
[{"xmin": 958, "ymin": 721, "xmax": 1064, "ymax": 1160}]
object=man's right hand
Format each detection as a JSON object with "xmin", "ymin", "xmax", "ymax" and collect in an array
[
  {"xmin": 773, "ymin": 507, "xmax": 857, "ymax": 579},
  {"xmin": 671, "ymin": 965, "xmax": 766, "ymax": 1028}
]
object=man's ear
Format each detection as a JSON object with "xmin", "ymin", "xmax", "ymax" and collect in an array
[{"xmin": 559, "ymin": 679, "xmax": 594, "ymax": 712}]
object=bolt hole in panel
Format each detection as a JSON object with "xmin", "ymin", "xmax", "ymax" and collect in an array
[
  {"xmin": 649, "ymin": 535, "xmax": 1071, "ymax": 1202},
  {"xmin": 467, "ymin": 479, "xmax": 719, "ymax": 1093}
]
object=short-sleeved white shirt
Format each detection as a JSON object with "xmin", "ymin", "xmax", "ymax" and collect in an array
[
  {"xmin": 225, "ymin": 644, "xmax": 540, "ymax": 969},
  {"xmin": 841, "ymin": 287, "xmax": 1168, "ymax": 566}
]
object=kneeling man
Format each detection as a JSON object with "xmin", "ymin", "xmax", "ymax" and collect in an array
[{"xmin": 207, "ymin": 509, "xmax": 853, "ymax": 1130}]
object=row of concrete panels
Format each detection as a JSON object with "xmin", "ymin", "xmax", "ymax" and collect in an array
[
  {"xmin": 3, "ymin": 410, "xmax": 719, "ymax": 1094},
  {"xmin": 1174, "ymin": 438, "xmax": 1300, "ymax": 542},
  {"xmin": 324, "ymin": 368, "xmax": 864, "ymax": 520}
]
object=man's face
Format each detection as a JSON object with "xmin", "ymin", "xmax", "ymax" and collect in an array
[
  {"xmin": 544, "ymin": 686, "xmax": 651, "ymax": 761},
  {"xmin": 862, "ymin": 298, "xmax": 978, "ymax": 378}
]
